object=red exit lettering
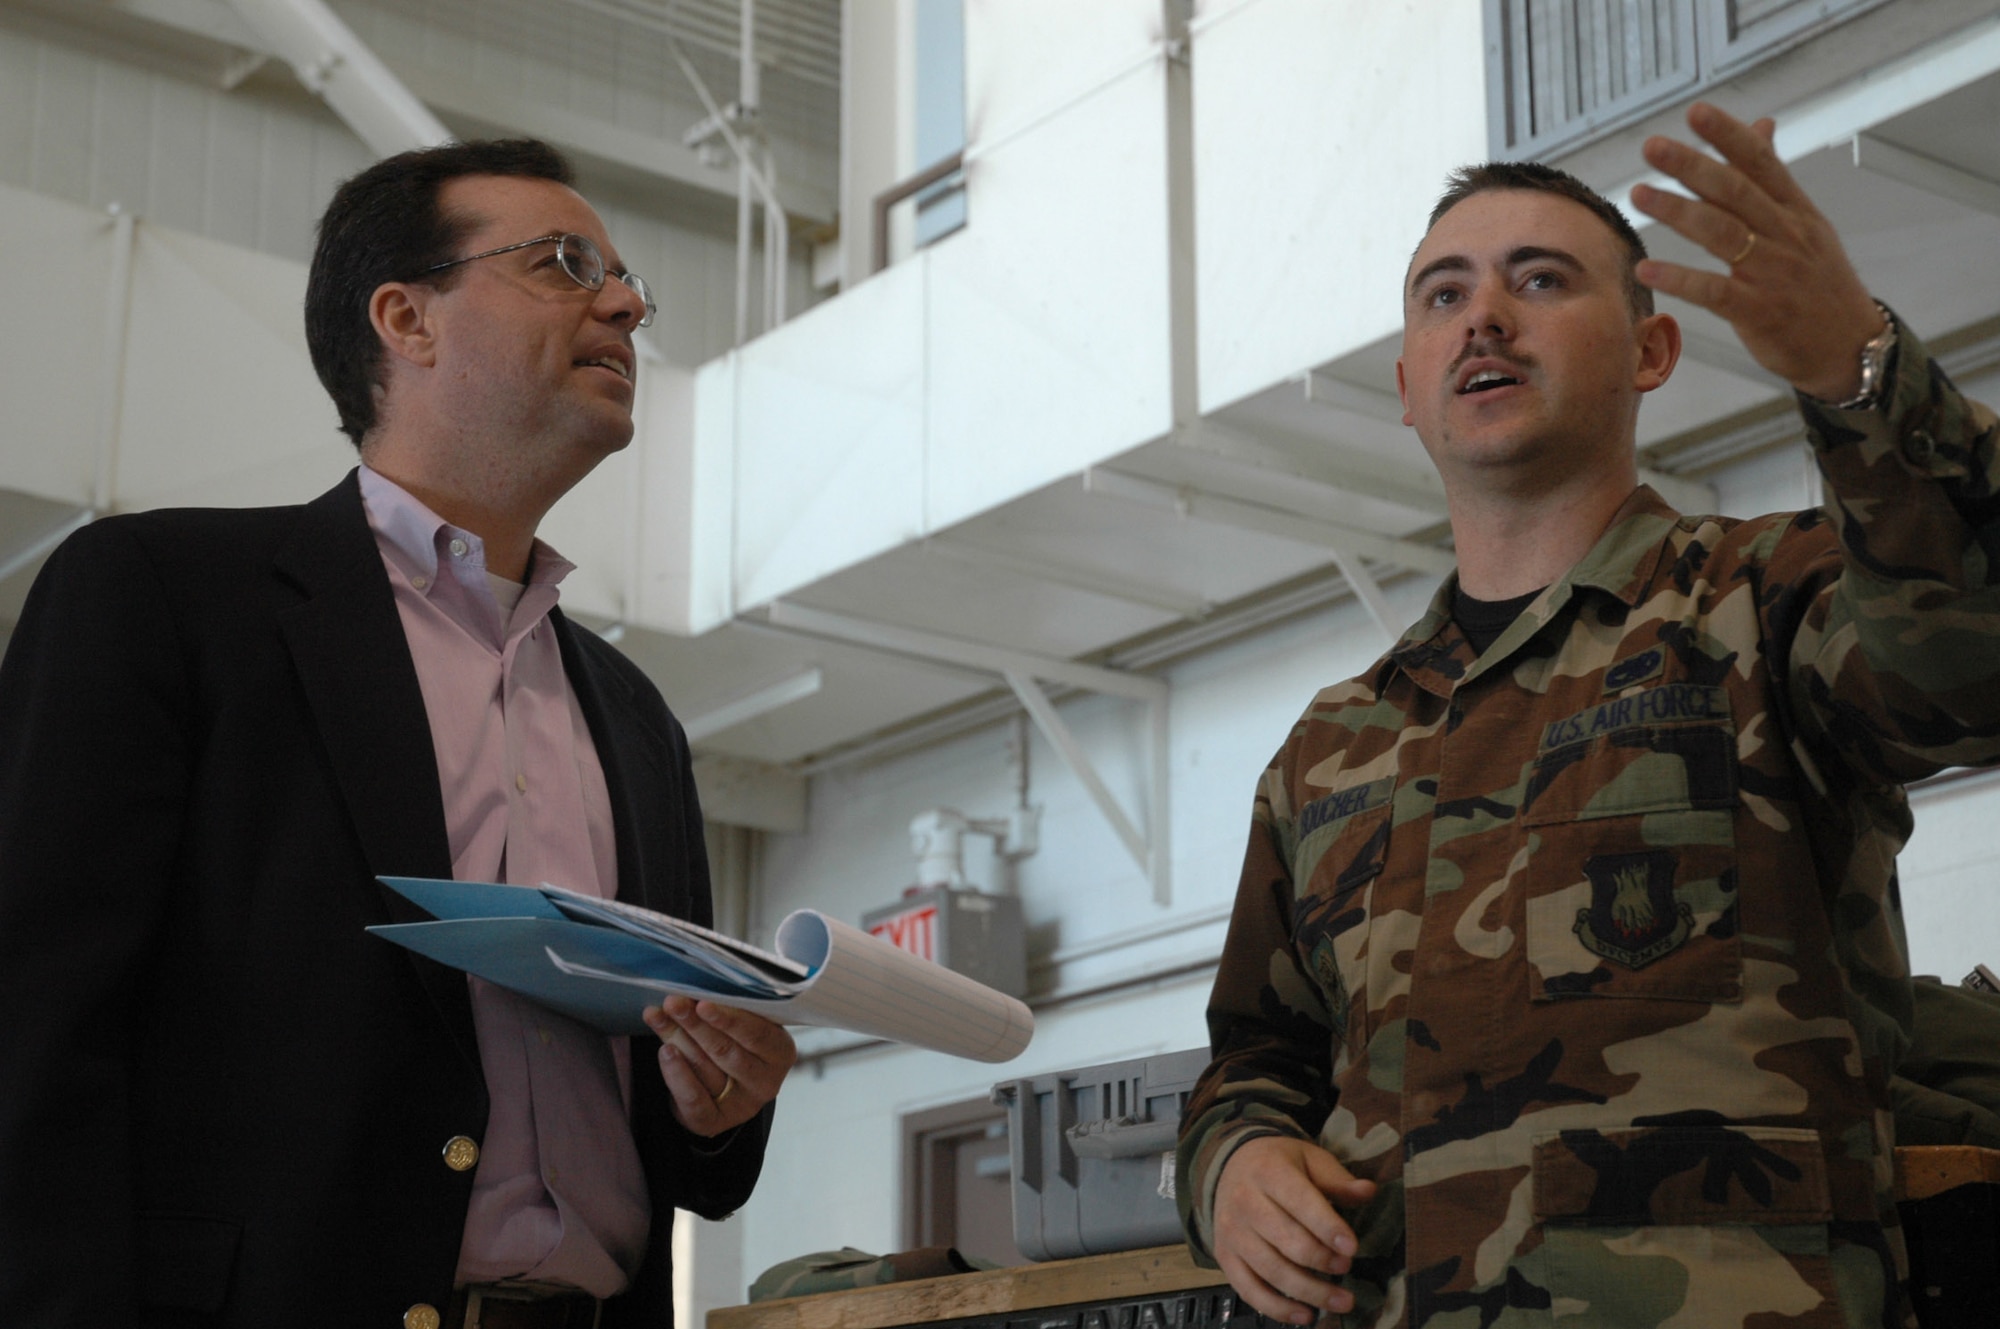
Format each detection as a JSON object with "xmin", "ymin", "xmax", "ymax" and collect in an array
[{"xmin": 869, "ymin": 904, "xmax": 939, "ymax": 962}]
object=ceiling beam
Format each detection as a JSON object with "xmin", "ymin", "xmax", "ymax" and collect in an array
[
  {"xmin": 1302, "ymin": 368, "xmax": 1715, "ymax": 512},
  {"xmin": 1852, "ymin": 133, "xmax": 2000, "ymax": 220},
  {"xmin": 0, "ymin": 507, "xmax": 92, "ymax": 586},
  {"xmin": 1675, "ymin": 327, "xmax": 1784, "ymax": 387},
  {"xmin": 921, "ymin": 537, "xmax": 1213, "ymax": 621},
  {"xmin": 762, "ymin": 602, "xmax": 1166, "ymax": 703},
  {"xmin": 1177, "ymin": 418, "xmax": 1448, "ymax": 516},
  {"xmin": 1005, "ymin": 671, "xmax": 1171, "ymax": 906},
  {"xmin": 681, "ymin": 666, "xmax": 825, "ymax": 744},
  {"xmin": 1302, "ymin": 370, "xmax": 1404, "ymax": 426},
  {"xmin": 1324, "ymin": 546, "xmax": 1399, "ymax": 642},
  {"xmin": 222, "ymin": 0, "xmax": 450, "ymax": 155},
  {"xmin": 1084, "ymin": 468, "xmax": 1459, "ymax": 577},
  {"xmin": 1635, "ymin": 467, "xmax": 1717, "ymax": 515}
]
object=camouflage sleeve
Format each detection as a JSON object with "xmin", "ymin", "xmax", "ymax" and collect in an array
[
  {"xmin": 1176, "ymin": 755, "xmax": 1338, "ymax": 1267},
  {"xmin": 1782, "ymin": 317, "xmax": 2000, "ymax": 783}
]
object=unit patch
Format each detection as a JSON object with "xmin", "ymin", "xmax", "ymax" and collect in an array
[
  {"xmin": 1574, "ymin": 850, "xmax": 1693, "ymax": 969},
  {"xmin": 1298, "ymin": 776, "xmax": 1394, "ymax": 841},
  {"xmin": 1603, "ymin": 646, "xmax": 1665, "ymax": 692}
]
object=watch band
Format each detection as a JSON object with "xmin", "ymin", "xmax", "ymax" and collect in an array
[{"xmin": 1826, "ymin": 301, "xmax": 1898, "ymax": 412}]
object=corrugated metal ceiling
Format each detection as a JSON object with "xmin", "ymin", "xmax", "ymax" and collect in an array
[{"xmin": 382, "ymin": 0, "xmax": 840, "ymax": 152}]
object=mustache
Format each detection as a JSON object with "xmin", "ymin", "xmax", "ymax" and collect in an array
[{"xmin": 1449, "ymin": 343, "xmax": 1536, "ymax": 380}]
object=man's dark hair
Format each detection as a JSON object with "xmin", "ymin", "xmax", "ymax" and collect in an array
[
  {"xmin": 306, "ymin": 138, "xmax": 576, "ymax": 446},
  {"xmin": 1423, "ymin": 161, "xmax": 1654, "ymax": 319}
]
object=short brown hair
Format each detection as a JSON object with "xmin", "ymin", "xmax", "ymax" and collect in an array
[
  {"xmin": 305, "ymin": 139, "xmax": 576, "ymax": 446},
  {"xmin": 1422, "ymin": 161, "xmax": 1653, "ymax": 319}
]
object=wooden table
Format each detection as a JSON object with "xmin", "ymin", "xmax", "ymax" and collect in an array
[
  {"xmin": 713, "ymin": 1149, "xmax": 2000, "ymax": 1329},
  {"xmin": 709, "ymin": 1247, "xmax": 1223, "ymax": 1329}
]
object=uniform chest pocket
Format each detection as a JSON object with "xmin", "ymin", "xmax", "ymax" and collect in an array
[
  {"xmin": 1520, "ymin": 687, "xmax": 1742, "ymax": 1004},
  {"xmin": 1290, "ymin": 777, "xmax": 1394, "ymax": 1046}
]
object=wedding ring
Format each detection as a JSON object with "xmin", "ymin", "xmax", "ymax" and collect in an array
[
  {"xmin": 1728, "ymin": 230, "xmax": 1759, "ymax": 266},
  {"xmin": 714, "ymin": 1075, "xmax": 736, "ymax": 1105}
]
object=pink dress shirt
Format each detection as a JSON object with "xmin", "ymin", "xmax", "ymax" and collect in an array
[{"xmin": 359, "ymin": 466, "xmax": 648, "ymax": 1297}]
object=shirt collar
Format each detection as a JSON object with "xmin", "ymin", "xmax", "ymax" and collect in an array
[
  {"xmin": 1379, "ymin": 484, "xmax": 1682, "ymax": 697},
  {"xmin": 357, "ymin": 464, "xmax": 576, "ymax": 591}
]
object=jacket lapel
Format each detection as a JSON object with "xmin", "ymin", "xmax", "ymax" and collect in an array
[
  {"xmin": 272, "ymin": 471, "xmax": 475, "ymax": 1064},
  {"xmin": 552, "ymin": 612, "xmax": 692, "ymax": 920}
]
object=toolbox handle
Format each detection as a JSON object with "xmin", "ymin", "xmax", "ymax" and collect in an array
[{"xmin": 1064, "ymin": 1115, "xmax": 1178, "ymax": 1160}]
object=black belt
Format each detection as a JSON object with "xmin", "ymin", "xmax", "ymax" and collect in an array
[{"xmin": 446, "ymin": 1284, "xmax": 602, "ymax": 1329}]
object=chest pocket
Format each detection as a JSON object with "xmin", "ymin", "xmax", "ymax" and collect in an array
[
  {"xmin": 1520, "ymin": 684, "xmax": 1742, "ymax": 1003},
  {"xmin": 1290, "ymin": 776, "xmax": 1394, "ymax": 1047}
]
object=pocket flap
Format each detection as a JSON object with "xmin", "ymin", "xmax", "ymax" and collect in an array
[{"xmin": 1534, "ymin": 1123, "xmax": 1830, "ymax": 1226}]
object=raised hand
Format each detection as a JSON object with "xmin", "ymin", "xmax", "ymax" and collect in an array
[{"xmin": 1629, "ymin": 101, "xmax": 1885, "ymax": 403}]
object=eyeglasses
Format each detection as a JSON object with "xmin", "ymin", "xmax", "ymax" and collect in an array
[{"xmin": 425, "ymin": 232, "xmax": 657, "ymax": 328}]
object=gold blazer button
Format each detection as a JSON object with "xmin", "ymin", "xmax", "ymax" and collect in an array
[
  {"xmin": 442, "ymin": 1135, "xmax": 480, "ymax": 1172},
  {"xmin": 403, "ymin": 1303, "xmax": 441, "ymax": 1329}
]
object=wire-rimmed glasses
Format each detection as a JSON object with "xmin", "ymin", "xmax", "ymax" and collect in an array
[{"xmin": 425, "ymin": 232, "xmax": 656, "ymax": 328}]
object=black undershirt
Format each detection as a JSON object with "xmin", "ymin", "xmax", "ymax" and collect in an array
[{"xmin": 1453, "ymin": 584, "xmax": 1546, "ymax": 656}]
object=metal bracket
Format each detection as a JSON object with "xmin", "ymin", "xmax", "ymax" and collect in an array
[
  {"xmin": 1003, "ymin": 672, "xmax": 1170, "ymax": 905},
  {"xmin": 762, "ymin": 602, "xmax": 1173, "ymax": 905}
]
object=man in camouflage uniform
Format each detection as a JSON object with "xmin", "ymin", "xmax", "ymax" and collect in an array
[{"xmin": 1177, "ymin": 102, "xmax": 1999, "ymax": 1328}]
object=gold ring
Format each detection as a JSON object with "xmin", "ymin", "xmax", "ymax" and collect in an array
[
  {"xmin": 1728, "ymin": 231, "xmax": 1758, "ymax": 266},
  {"xmin": 714, "ymin": 1075, "xmax": 735, "ymax": 1105}
]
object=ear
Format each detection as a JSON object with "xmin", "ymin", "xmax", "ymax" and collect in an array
[
  {"xmin": 1633, "ymin": 312, "xmax": 1680, "ymax": 394},
  {"xmin": 369, "ymin": 282, "xmax": 440, "ymax": 370},
  {"xmin": 1395, "ymin": 357, "xmax": 1413, "ymax": 426}
]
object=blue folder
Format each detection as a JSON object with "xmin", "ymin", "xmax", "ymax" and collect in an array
[{"xmin": 367, "ymin": 878, "xmax": 773, "ymax": 1035}]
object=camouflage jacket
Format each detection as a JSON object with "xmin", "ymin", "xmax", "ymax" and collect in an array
[{"xmin": 1178, "ymin": 322, "xmax": 2000, "ymax": 1329}]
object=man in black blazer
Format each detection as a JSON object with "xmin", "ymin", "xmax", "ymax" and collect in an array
[{"xmin": 0, "ymin": 139, "xmax": 792, "ymax": 1327}]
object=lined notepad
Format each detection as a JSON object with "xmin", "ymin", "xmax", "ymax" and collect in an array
[{"xmin": 368, "ymin": 877, "xmax": 1034, "ymax": 1063}]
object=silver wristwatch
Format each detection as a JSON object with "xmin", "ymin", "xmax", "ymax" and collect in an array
[{"xmin": 1827, "ymin": 301, "xmax": 1898, "ymax": 412}]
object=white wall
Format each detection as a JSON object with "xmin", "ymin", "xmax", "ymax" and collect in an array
[
  {"xmin": 691, "ymin": 0, "xmax": 1182, "ymax": 627},
  {"xmin": 1190, "ymin": 0, "xmax": 1491, "ymax": 414},
  {"xmin": 0, "ymin": 16, "xmax": 372, "ymax": 264}
]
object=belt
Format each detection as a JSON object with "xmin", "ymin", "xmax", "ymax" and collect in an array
[{"xmin": 445, "ymin": 1284, "xmax": 602, "ymax": 1329}]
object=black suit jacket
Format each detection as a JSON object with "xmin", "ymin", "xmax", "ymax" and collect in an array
[{"xmin": 0, "ymin": 472, "xmax": 768, "ymax": 1327}]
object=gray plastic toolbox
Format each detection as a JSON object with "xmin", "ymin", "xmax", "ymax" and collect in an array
[{"xmin": 991, "ymin": 1047, "xmax": 1210, "ymax": 1261}]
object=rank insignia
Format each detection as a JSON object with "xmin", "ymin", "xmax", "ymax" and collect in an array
[{"xmin": 1575, "ymin": 850, "xmax": 1692, "ymax": 969}]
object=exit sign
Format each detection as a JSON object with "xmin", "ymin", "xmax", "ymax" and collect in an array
[{"xmin": 869, "ymin": 903, "xmax": 940, "ymax": 962}]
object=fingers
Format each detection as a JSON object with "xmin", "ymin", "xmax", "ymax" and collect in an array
[
  {"xmin": 1632, "ymin": 108, "xmax": 1803, "ymax": 270},
  {"xmin": 644, "ymin": 996, "xmax": 797, "ymax": 1137},
  {"xmin": 1625, "ymin": 101, "xmax": 1882, "ymax": 398},
  {"xmin": 1218, "ymin": 1239, "xmax": 1357, "ymax": 1324},
  {"xmin": 1649, "ymin": 104, "xmax": 1803, "ymax": 223},
  {"xmin": 1212, "ymin": 1137, "xmax": 1376, "ymax": 1324}
]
